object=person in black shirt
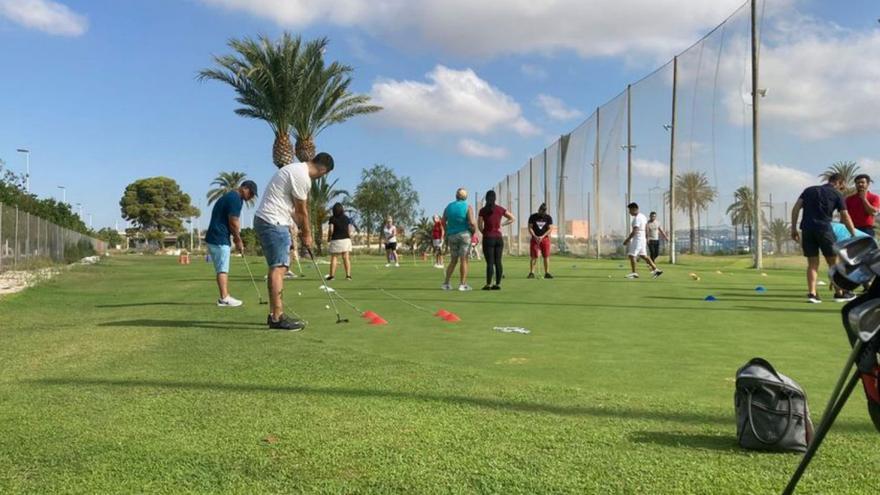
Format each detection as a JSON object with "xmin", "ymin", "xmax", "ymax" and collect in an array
[
  {"xmin": 528, "ymin": 203, "xmax": 554, "ymax": 279},
  {"xmin": 791, "ymin": 173, "xmax": 857, "ymax": 303},
  {"xmin": 326, "ymin": 202, "xmax": 353, "ymax": 280}
]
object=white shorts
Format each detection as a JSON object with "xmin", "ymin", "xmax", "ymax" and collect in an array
[
  {"xmin": 328, "ymin": 238, "xmax": 352, "ymax": 254},
  {"xmin": 627, "ymin": 239, "xmax": 647, "ymax": 257},
  {"xmin": 432, "ymin": 239, "xmax": 443, "ymax": 248}
]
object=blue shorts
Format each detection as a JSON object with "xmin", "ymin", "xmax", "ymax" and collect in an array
[
  {"xmin": 255, "ymin": 216, "xmax": 291, "ymax": 268},
  {"xmin": 206, "ymin": 243, "xmax": 231, "ymax": 274}
]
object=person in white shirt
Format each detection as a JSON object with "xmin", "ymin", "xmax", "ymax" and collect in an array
[
  {"xmin": 383, "ymin": 216, "xmax": 399, "ymax": 267},
  {"xmin": 623, "ymin": 202, "xmax": 663, "ymax": 279},
  {"xmin": 254, "ymin": 152, "xmax": 335, "ymax": 331},
  {"xmin": 645, "ymin": 211, "xmax": 669, "ymax": 262}
]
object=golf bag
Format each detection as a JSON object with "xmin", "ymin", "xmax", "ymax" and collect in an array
[
  {"xmin": 735, "ymin": 358, "xmax": 813, "ymax": 453},
  {"xmin": 843, "ymin": 293, "xmax": 880, "ymax": 433}
]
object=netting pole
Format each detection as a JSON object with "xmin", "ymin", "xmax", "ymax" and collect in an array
[
  {"xmin": 558, "ymin": 134, "xmax": 570, "ymax": 254},
  {"xmin": 506, "ymin": 175, "xmax": 512, "ymax": 255},
  {"xmin": 669, "ymin": 56, "xmax": 678, "ymax": 265},
  {"xmin": 594, "ymin": 106, "xmax": 601, "ymax": 259},
  {"xmin": 0, "ymin": 203, "xmax": 3, "ymax": 273},
  {"xmin": 543, "ymin": 147, "xmax": 550, "ymax": 209},
  {"xmin": 14, "ymin": 206, "xmax": 19, "ymax": 269},
  {"xmin": 626, "ymin": 83, "xmax": 633, "ymax": 205},
  {"xmin": 751, "ymin": 0, "xmax": 763, "ymax": 269},
  {"xmin": 529, "ymin": 158, "xmax": 534, "ymax": 213}
]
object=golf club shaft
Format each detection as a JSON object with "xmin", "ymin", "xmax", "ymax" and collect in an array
[
  {"xmin": 308, "ymin": 249, "xmax": 344, "ymax": 319},
  {"xmin": 241, "ymin": 254, "xmax": 264, "ymax": 303},
  {"xmin": 782, "ymin": 370, "xmax": 861, "ymax": 495},
  {"xmin": 331, "ymin": 290, "xmax": 362, "ymax": 313},
  {"xmin": 819, "ymin": 342, "xmax": 862, "ymax": 433},
  {"xmin": 379, "ymin": 288, "xmax": 431, "ymax": 314}
]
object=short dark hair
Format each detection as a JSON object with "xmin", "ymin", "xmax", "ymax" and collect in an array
[
  {"xmin": 538, "ymin": 203, "xmax": 547, "ymax": 213},
  {"xmin": 627, "ymin": 202, "xmax": 639, "ymax": 209},
  {"xmin": 312, "ymin": 152, "xmax": 335, "ymax": 171},
  {"xmin": 855, "ymin": 174, "xmax": 872, "ymax": 183},
  {"xmin": 649, "ymin": 211, "xmax": 657, "ymax": 216},
  {"xmin": 827, "ymin": 173, "xmax": 843, "ymax": 183},
  {"xmin": 332, "ymin": 202, "xmax": 344, "ymax": 217}
]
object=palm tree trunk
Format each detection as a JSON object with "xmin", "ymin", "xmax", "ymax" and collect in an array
[
  {"xmin": 273, "ymin": 132, "xmax": 294, "ymax": 168},
  {"xmin": 688, "ymin": 205, "xmax": 696, "ymax": 254},
  {"xmin": 734, "ymin": 223, "xmax": 738, "ymax": 254},
  {"xmin": 295, "ymin": 136, "xmax": 316, "ymax": 163},
  {"xmin": 747, "ymin": 222, "xmax": 752, "ymax": 252}
]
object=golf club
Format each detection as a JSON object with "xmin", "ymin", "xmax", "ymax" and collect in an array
[
  {"xmin": 241, "ymin": 254, "xmax": 267, "ymax": 305},
  {"xmin": 307, "ymin": 248, "xmax": 348, "ymax": 324}
]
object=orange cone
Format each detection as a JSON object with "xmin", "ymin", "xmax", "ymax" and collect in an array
[
  {"xmin": 442, "ymin": 313, "xmax": 461, "ymax": 322},
  {"xmin": 435, "ymin": 309, "xmax": 450, "ymax": 318},
  {"xmin": 369, "ymin": 316, "xmax": 388, "ymax": 325},
  {"xmin": 362, "ymin": 310, "xmax": 378, "ymax": 319}
]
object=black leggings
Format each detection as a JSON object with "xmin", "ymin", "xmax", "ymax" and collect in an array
[{"xmin": 482, "ymin": 237, "xmax": 504, "ymax": 285}]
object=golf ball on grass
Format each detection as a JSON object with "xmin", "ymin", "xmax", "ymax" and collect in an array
[{"xmin": 325, "ymin": 305, "xmax": 330, "ymax": 310}]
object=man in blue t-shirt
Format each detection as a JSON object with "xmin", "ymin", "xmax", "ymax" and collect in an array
[
  {"xmin": 790, "ymin": 173, "xmax": 856, "ymax": 304},
  {"xmin": 441, "ymin": 188, "xmax": 477, "ymax": 291},
  {"xmin": 206, "ymin": 181, "xmax": 258, "ymax": 307}
]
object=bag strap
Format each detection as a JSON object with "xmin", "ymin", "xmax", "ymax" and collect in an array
[
  {"xmin": 745, "ymin": 358, "xmax": 785, "ymax": 382},
  {"xmin": 746, "ymin": 388, "xmax": 795, "ymax": 446}
]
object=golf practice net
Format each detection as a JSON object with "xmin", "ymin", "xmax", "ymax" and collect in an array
[{"xmin": 490, "ymin": 0, "xmax": 862, "ymax": 267}]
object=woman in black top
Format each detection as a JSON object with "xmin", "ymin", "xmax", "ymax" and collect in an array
[{"xmin": 327, "ymin": 203, "xmax": 353, "ymax": 280}]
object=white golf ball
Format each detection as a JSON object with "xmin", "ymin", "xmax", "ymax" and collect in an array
[
  {"xmin": 297, "ymin": 292, "xmax": 302, "ymax": 296},
  {"xmin": 325, "ymin": 305, "xmax": 330, "ymax": 310}
]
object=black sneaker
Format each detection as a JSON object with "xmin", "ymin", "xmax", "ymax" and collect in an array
[
  {"xmin": 482, "ymin": 285, "xmax": 492, "ymax": 291},
  {"xmin": 652, "ymin": 269, "xmax": 663, "ymax": 279},
  {"xmin": 807, "ymin": 293, "xmax": 821, "ymax": 304},
  {"xmin": 544, "ymin": 273, "xmax": 554, "ymax": 279},
  {"xmin": 527, "ymin": 273, "xmax": 536, "ymax": 279},
  {"xmin": 325, "ymin": 275, "xmax": 335, "ymax": 281},
  {"xmin": 490, "ymin": 285, "xmax": 501, "ymax": 291},
  {"xmin": 834, "ymin": 291, "xmax": 856, "ymax": 303},
  {"xmin": 268, "ymin": 313, "xmax": 305, "ymax": 331},
  {"xmin": 345, "ymin": 275, "xmax": 352, "ymax": 281}
]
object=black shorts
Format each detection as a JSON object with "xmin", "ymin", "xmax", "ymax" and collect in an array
[
  {"xmin": 385, "ymin": 242, "xmax": 397, "ymax": 251},
  {"xmin": 801, "ymin": 228, "xmax": 836, "ymax": 258},
  {"xmin": 857, "ymin": 226, "xmax": 875, "ymax": 237}
]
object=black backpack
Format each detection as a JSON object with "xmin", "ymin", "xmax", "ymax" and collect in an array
[{"xmin": 735, "ymin": 358, "xmax": 814, "ymax": 452}]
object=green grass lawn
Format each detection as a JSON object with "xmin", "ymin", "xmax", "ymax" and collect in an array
[{"xmin": 1, "ymin": 254, "xmax": 877, "ymax": 493}]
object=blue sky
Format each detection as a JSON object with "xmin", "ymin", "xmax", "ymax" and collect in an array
[{"xmin": 0, "ymin": 0, "xmax": 878, "ymax": 231}]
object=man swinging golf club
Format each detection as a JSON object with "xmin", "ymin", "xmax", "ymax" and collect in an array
[
  {"xmin": 623, "ymin": 202, "xmax": 662, "ymax": 279},
  {"xmin": 254, "ymin": 152, "xmax": 335, "ymax": 330},
  {"xmin": 205, "ymin": 180, "xmax": 257, "ymax": 307}
]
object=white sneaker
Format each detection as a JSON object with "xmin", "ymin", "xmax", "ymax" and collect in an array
[
  {"xmin": 217, "ymin": 296, "xmax": 243, "ymax": 307},
  {"xmin": 385, "ymin": 263, "xmax": 391, "ymax": 267},
  {"xmin": 441, "ymin": 283, "xmax": 452, "ymax": 291},
  {"xmin": 625, "ymin": 273, "xmax": 639, "ymax": 279},
  {"xmin": 458, "ymin": 284, "xmax": 472, "ymax": 291},
  {"xmin": 284, "ymin": 271, "xmax": 298, "ymax": 279},
  {"xmin": 395, "ymin": 263, "xmax": 400, "ymax": 267}
]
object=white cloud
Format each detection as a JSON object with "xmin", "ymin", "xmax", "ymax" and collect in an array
[
  {"xmin": 633, "ymin": 158, "xmax": 667, "ymax": 179},
  {"xmin": 370, "ymin": 65, "xmax": 540, "ymax": 136},
  {"xmin": 535, "ymin": 94, "xmax": 584, "ymax": 122},
  {"xmin": 457, "ymin": 139, "xmax": 508, "ymax": 159},
  {"xmin": 199, "ymin": 0, "xmax": 746, "ymax": 59},
  {"xmin": 520, "ymin": 64, "xmax": 548, "ymax": 80},
  {"xmin": 857, "ymin": 157, "xmax": 880, "ymax": 178},
  {"xmin": 759, "ymin": 163, "xmax": 816, "ymax": 202},
  {"xmin": 0, "ymin": 0, "xmax": 87, "ymax": 36}
]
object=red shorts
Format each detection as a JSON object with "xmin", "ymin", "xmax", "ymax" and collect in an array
[{"xmin": 530, "ymin": 236, "xmax": 550, "ymax": 258}]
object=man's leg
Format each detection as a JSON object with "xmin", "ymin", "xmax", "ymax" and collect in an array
[
  {"xmin": 641, "ymin": 255, "xmax": 658, "ymax": 271},
  {"xmin": 529, "ymin": 257, "xmax": 537, "ymax": 274},
  {"xmin": 460, "ymin": 256, "xmax": 469, "ymax": 286},
  {"xmin": 806, "ymin": 256, "xmax": 820, "ymax": 296},
  {"xmin": 823, "ymin": 254, "xmax": 843, "ymax": 296},
  {"xmin": 268, "ymin": 265, "xmax": 286, "ymax": 320},
  {"xmin": 444, "ymin": 256, "xmax": 458, "ymax": 285},
  {"xmin": 543, "ymin": 254, "xmax": 550, "ymax": 275},
  {"xmin": 216, "ymin": 273, "xmax": 229, "ymax": 299}
]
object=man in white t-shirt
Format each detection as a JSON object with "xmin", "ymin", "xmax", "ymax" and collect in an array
[
  {"xmin": 254, "ymin": 152, "xmax": 335, "ymax": 331},
  {"xmin": 645, "ymin": 211, "xmax": 669, "ymax": 262},
  {"xmin": 623, "ymin": 202, "xmax": 663, "ymax": 279}
]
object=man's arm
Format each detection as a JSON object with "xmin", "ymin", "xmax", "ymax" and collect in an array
[
  {"xmin": 790, "ymin": 198, "xmax": 803, "ymax": 242},
  {"xmin": 542, "ymin": 218, "xmax": 553, "ymax": 240},
  {"xmin": 841, "ymin": 210, "xmax": 857, "ymax": 237},
  {"xmin": 624, "ymin": 224, "xmax": 637, "ymax": 245},
  {"xmin": 659, "ymin": 226, "xmax": 669, "ymax": 241},
  {"xmin": 467, "ymin": 205, "xmax": 477, "ymax": 233},
  {"xmin": 293, "ymin": 198, "xmax": 312, "ymax": 249},
  {"xmin": 860, "ymin": 192, "xmax": 880, "ymax": 216},
  {"xmin": 228, "ymin": 216, "xmax": 243, "ymax": 252}
]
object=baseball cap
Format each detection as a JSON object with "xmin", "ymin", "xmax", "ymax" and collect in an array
[{"xmin": 241, "ymin": 180, "xmax": 258, "ymax": 197}]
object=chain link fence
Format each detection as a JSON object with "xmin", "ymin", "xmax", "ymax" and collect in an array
[{"xmin": 0, "ymin": 202, "xmax": 106, "ymax": 274}]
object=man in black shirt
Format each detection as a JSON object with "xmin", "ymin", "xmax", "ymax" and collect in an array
[
  {"xmin": 528, "ymin": 203, "xmax": 553, "ymax": 279},
  {"xmin": 790, "ymin": 173, "xmax": 857, "ymax": 303}
]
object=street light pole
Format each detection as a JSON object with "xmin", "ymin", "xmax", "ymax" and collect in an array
[
  {"xmin": 57, "ymin": 185, "xmax": 66, "ymax": 204},
  {"xmin": 16, "ymin": 149, "xmax": 29, "ymax": 192}
]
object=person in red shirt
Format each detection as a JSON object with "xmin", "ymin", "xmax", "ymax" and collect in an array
[
  {"xmin": 477, "ymin": 190, "xmax": 515, "ymax": 290},
  {"xmin": 845, "ymin": 174, "xmax": 880, "ymax": 237},
  {"xmin": 431, "ymin": 214, "xmax": 445, "ymax": 268}
]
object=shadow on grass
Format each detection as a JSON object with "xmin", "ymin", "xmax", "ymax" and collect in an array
[
  {"xmin": 97, "ymin": 319, "xmax": 266, "ymax": 330},
  {"xmin": 628, "ymin": 431, "xmax": 741, "ymax": 452},
  {"xmin": 95, "ymin": 302, "xmax": 207, "ymax": 308}
]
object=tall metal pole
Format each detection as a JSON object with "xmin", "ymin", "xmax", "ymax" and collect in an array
[
  {"xmin": 626, "ymin": 84, "xmax": 633, "ymax": 205},
  {"xmin": 751, "ymin": 0, "xmax": 763, "ymax": 269},
  {"xmin": 543, "ymin": 147, "xmax": 550, "ymax": 208},
  {"xmin": 506, "ymin": 175, "xmax": 512, "ymax": 255},
  {"xmin": 558, "ymin": 134, "xmax": 569, "ymax": 254},
  {"xmin": 17, "ymin": 149, "xmax": 30, "ymax": 193},
  {"xmin": 668, "ymin": 57, "xmax": 678, "ymax": 264},
  {"xmin": 594, "ymin": 107, "xmax": 601, "ymax": 259},
  {"xmin": 529, "ymin": 158, "xmax": 534, "ymax": 213}
]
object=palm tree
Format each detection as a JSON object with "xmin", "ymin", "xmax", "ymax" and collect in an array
[
  {"xmin": 411, "ymin": 216, "xmax": 435, "ymax": 254},
  {"xmin": 309, "ymin": 176, "xmax": 349, "ymax": 254},
  {"xmin": 671, "ymin": 171, "xmax": 717, "ymax": 254},
  {"xmin": 290, "ymin": 38, "xmax": 381, "ymax": 161},
  {"xmin": 207, "ymin": 171, "xmax": 253, "ymax": 206},
  {"xmin": 199, "ymin": 34, "xmax": 316, "ymax": 168},
  {"xmin": 819, "ymin": 160, "xmax": 860, "ymax": 196},
  {"xmin": 765, "ymin": 218, "xmax": 790, "ymax": 255},
  {"xmin": 726, "ymin": 186, "xmax": 767, "ymax": 252}
]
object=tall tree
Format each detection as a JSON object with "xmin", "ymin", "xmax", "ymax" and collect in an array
[
  {"xmin": 671, "ymin": 171, "xmax": 717, "ymax": 254},
  {"xmin": 207, "ymin": 171, "xmax": 253, "ymax": 206},
  {"xmin": 351, "ymin": 165, "xmax": 421, "ymax": 249},
  {"xmin": 726, "ymin": 186, "xmax": 766, "ymax": 252},
  {"xmin": 308, "ymin": 176, "xmax": 349, "ymax": 254},
  {"xmin": 765, "ymin": 218, "xmax": 790, "ymax": 255},
  {"xmin": 199, "ymin": 33, "xmax": 313, "ymax": 168},
  {"xmin": 411, "ymin": 216, "xmax": 435, "ymax": 254},
  {"xmin": 819, "ymin": 161, "xmax": 860, "ymax": 196},
  {"xmin": 120, "ymin": 177, "xmax": 199, "ymax": 245},
  {"xmin": 290, "ymin": 38, "xmax": 381, "ymax": 161}
]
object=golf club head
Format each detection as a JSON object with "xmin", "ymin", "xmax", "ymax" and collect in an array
[
  {"xmin": 846, "ymin": 297, "xmax": 880, "ymax": 343},
  {"xmin": 830, "ymin": 262, "xmax": 875, "ymax": 292},
  {"xmin": 336, "ymin": 318, "xmax": 349, "ymax": 324},
  {"xmin": 836, "ymin": 236, "xmax": 879, "ymax": 267}
]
